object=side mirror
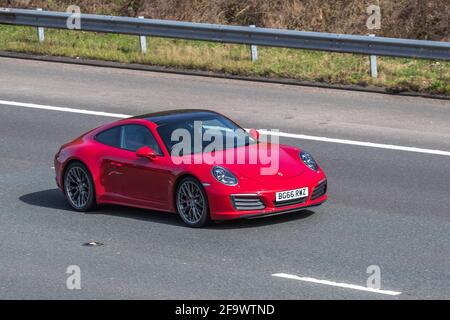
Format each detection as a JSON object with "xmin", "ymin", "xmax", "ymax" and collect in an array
[
  {"xmin": 136, "ymin": 146, "xmax": 158, "ymax": 161},
  {"xmin": 248, "ymin": 128, "xmax": 260, "ymax": 141}
]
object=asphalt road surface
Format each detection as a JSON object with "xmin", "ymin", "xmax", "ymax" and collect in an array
[{"xmin": 0, "ymin": 57, "xmax": 449, "ymax": 299}]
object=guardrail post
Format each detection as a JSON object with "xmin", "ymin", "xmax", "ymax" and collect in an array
[
  {"xmin": 250, "ymin": 25, "xmax": 258, "ymax": 62},
  {"xmin": 369, "ymin": 34, "xmax": 378, "ymax": 78},
  {"xmin": 138, "ymin": 16, "xmax": 147, "ymax": 55},
  {"xmin": 36, "ymin": 8, "xmax": 44, "ymax": 43}
]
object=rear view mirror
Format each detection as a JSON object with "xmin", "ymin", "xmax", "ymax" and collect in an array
[
  {"xmin": 248, "ymin": 128, "xmax": 260, "ymax": 141},
  {"xmin": 136, "ymin": 146, "xmax": 158, "ymax": 161}
]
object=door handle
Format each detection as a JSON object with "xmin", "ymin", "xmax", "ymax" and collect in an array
[{"xmin": 110, "ymin": 161, "xmax": 123, "ymax": 167}]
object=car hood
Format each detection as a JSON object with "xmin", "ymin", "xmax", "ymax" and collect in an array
[{"xmin": 195, "ymin": 143, "xmax": 305, "ymax": 183}]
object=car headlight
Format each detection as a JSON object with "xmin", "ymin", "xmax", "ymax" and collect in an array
[
  {"xmin": 211, "ymin": 166, "xmax": 238, "ymax": 186},
  {"xmin": 300, "ymin": 150, "xmax": 318, "ymax": 171}
]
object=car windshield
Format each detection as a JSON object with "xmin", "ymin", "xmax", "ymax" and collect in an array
[{"xmin": 156, "ymin": 114, "xmax": 256, "ymax": 156}]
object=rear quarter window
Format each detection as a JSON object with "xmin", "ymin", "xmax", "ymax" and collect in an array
[{"xmin": 95, "ymin": 126, "xmax": 121, "ymax": 148}]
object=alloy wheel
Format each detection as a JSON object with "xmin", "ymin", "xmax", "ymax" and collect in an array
[
  {"xmin": 65, "ymin": 166, "xmax": 91, "ymax": 209},
  {"xmin": 176, "ymin": 180, "xmax": 207, "ymax": 225}
]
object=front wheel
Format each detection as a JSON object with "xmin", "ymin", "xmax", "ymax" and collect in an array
[
  {"xmin": 176, "ymin": 177, "xmax": 211, "ymax": 227},
  {"xmin": 64, "ymin": 162, "xmax": 96, "ymax": 212}
]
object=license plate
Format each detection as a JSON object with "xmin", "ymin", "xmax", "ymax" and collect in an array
[{"xmin": 275, "ymin": 187, "xmax": 308, "ymax": 202}]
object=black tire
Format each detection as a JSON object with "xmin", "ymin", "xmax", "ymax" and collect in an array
[
  {"xmin": 64, "ymin": 161, "xmax": 96, "ymax": 212},
  {"xmin": 175, "ymin": 177, "xmax": 211, "ymax": 228}
]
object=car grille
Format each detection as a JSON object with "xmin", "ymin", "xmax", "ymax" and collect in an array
[
  {"xmin": 273, "ymin": 197, "xmax": 307, "ymax": 207},
  {"xmin": 311, "ymin": 180, "xmax": 327, "ymax": 200},
  {"xmin": 231, "ymin": 195, "xmax": 265, "ymax": 211}
]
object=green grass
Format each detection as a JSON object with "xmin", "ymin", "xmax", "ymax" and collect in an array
[{"xmin": 1, "ymin": 25, "xmax": 449, "ymax": 95}]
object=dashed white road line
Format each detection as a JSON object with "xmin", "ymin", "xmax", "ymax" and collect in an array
[
  {"xmin": 1, "ymin": 99, "xmax": 449, "ymax": 157},
  {"xmin": 272, "ymin": 273, "xmax": 402, "ymax": 296}
]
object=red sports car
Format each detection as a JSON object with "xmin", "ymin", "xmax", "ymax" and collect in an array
[{"xmin": 54, "ymin": 110, "xmax": 327, "ymax": 227}]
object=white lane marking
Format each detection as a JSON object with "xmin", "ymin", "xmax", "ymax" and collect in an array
[
  {"xmin": 1, "ymin": 99, "xmax": 449, "ymax": 157},
  {"xmin": 272, "ymin": 273, "xmax": 402, "ymax": 296},
  {"xmin": 258, "ymin": 129, "xmax": 450, "ymax": 157},
  {"xmin": 0, "ymin": 100, "xmax": 130, "ymax": 118}
]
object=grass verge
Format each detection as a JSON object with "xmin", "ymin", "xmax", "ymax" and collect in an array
[{"xmin": 0, "ymin": 25, "xmax": 449, "ymax": 95}]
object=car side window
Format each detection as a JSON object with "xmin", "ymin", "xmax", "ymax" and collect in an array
[
  {"xmin": 121, "ymin": 125, "xmax": 162, "ymax": 154},
  {"xmin": 95, "ymin": 126, "xmax": 121, "ymax": 148}
]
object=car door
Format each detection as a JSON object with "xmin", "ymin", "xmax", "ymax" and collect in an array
[
  {"xmin": 115, "ymin": 124, "xmax": 172, "ymax": 209},
  {"xmin": 96, "ymin": 124, "xmax": 172, "ymax": 209}
]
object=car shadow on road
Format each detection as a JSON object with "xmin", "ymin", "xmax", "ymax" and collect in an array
[
  {"xmin": 19, "ymin": 188, "xmax": 184, "ymax": 227},
  {"xmin": 19, "ymin": 189, "xmax": 317, "ymax": 229}
]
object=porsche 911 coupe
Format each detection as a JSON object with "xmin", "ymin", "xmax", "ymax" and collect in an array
[{"xmin": 54, "ymin": 110, "xmax": 327, "ymax": 227}]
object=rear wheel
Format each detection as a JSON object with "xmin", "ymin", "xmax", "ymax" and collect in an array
[
  {"xmin": 176, "ymin": 177, "xmax": 211, "ymax": 227},
  {"xmin": 64, "ymin": 162, "xmax": 96, "ymax": 212}
]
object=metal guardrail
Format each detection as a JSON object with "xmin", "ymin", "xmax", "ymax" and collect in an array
[{"xmin": 0, "ymin": 8, "xmax": 449, "ymax": 61}]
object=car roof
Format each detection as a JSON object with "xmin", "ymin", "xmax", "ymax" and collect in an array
[{"xmin": 131, "ymin": 109, "xmax": 221, "ymax": 126}]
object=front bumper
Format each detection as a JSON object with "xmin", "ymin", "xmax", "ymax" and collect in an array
[{"xmin": 205, "ymin": 174, "xmax": 328, "ymax": 221}]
